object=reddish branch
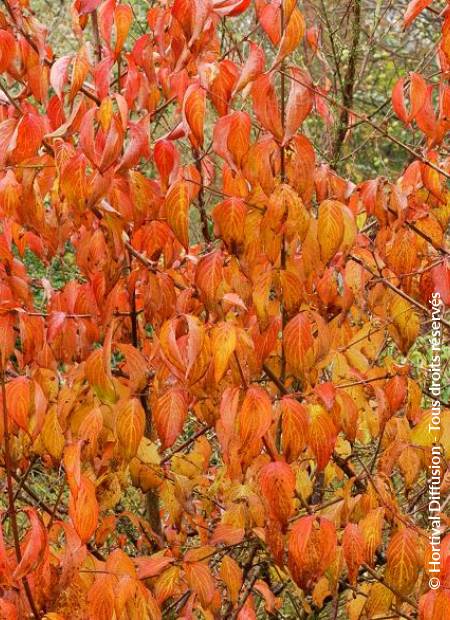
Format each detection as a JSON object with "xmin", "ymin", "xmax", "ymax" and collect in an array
[{"xmin": 1, "ymin": 363, "xmax": 40, "ymax": 619}]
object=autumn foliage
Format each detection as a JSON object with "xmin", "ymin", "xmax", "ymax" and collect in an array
[{"xmin": 0, "ymin": 0, "xmax": 449, "ymax": 618}]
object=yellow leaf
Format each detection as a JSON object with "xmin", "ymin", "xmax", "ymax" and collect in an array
[
  {"xmin": 360, "ymin": 507, "xmax": 385, "ymax": 565},
  {"xmin": 317, "ymin": 200, "xmax": 345, "ymax": 263},
  {"xmin": 85, "ymin": 348, "xmax": 117, "ymax": 404},
  {"xmin": 42, "ymin": 406, "xmax": 65, "ymax": 460},
  {"xmin": 69, "ymin": 45, "xmax": 89, "ymax": 101},
  {"xmin": 165, "ymin": 180, "xmax": 190, "ymax": 248},
  {"xmin": 114, "ymin": 4, "xmax": 133, "ymax": 57},
  {"xmin": 388, "ymin": 293, "xmax": 419, "ymax": 354},
  {"xmin": 220, "ymin": 556, "xmax": 243, "ymax": 604},
  {"xmin": 385, "ymin": 528, "xmax": 419, "ymax": 595},
  {"xmin": 308, "ymin": 404, "xmax": 337, "ymax": 471}
]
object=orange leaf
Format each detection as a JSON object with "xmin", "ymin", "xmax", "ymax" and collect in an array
[
  {"xmin": 116, "ymin": 398, "xmax": 146, "ymax": 459},
  {"xmin": 183, "ymin": 84, "xmax": 205, "ymax": 149},
  {"xmin": 317, "ymin": 200, "xmax": 345, "ymax": 263},
  {"xmin": 195, "ymin": 250, "xmax": 224, "ymax": 307},
  {"xmin": 114, "ymin": 4, "xmax": 133, "ymax": 57},
  {"xmin": 227, "ymin": 111, "xmax": 251, "ymax": 168},
  {"xmin": 360, "ymin": 507, "xmax": 385, "ymax": 565},
  {"xmin": 259, "ymin": 461, "xmax": 295, "ymax": 527},
  {"xmin": 392, "ymin": 73, "xmax": 427, "ymax": 125},
  {"xmin": 5, "ymin": 377, "xmax": 30, "ymax": 431},
  {"xmin": 238, "ymin": 386, "xmax": 272, "ymax": 446},
  {"xmin": 283, "ymin": 313, "xmax": 314, "ymax": 381},
  {"xmin": 210, "ymin": 523, "xmax": 245, "ymax": 546},
  {"xmin": 154, "ymin": 139, "xmax": 178, "ymax": 190},
  {"xmin": 41, "ymin": 406, "xmax": 65, "ymax": 460},
  {"xmin": 274, "ymin": 8, "xmax": 305, "ymax": 65},
  {"xmin": 258, "ymin": 2, "xmax": 281, "ymax": 45},
  {"xmin": 281, "ymin": 397, "xmax": 309, "ymax": 462},
  {"xmin": 69, "ymin": 475, "xmax": 99, "ymax": 543},
  {"xmin": 165, "ymin": 180, "xmax": 190, "ymax": 248},
  {"xmin": 212, "ymin": 197, "xmax": 247, "ymax": 248},
  {"xmin": 88, "ymin": 575, "xmax": 116, "ymax": 620},
  {"xmin": 385, "ymin": 528, "xmax": 419, "ymax": 595},
  {"xmin": 85, "ymin": 348, "xmax": 117, "ymax": 403},
  {"xmin": 69, "ymin": 45, "xmax": 89, "ymax": 101},
  {"xmin": 220, "ymin": 556, "xmax": 243, "ymax": 605},
  {"xmin": 184, "ymin": 562, "xmax": 215, "ymax": 608},
  {"xmin": 212, "ymin": 322, "xmax": 237, "ymax": 383},
  {"xmin": 254, "ymin": 579, "xmax": 279, "ymax": 613},
  {"xmin": 288, "ymin": 516, "xmax": 337, "ymax": 590},
  {"xmin": 135, "ymin": 555, "xmax": 175, "ymax": 580},
  {"xmin": 210, "ymin": 59, "xmax": 239, "ymax": 116},
  {"xmin": 116, "ymin": 344, "xmax": 148, "ymax": 393},
  {"xmin": 307, "ymin": 404, "xmax": 337, "ymax": 471},
  {"xmin": 154, "ymin": 565, "xmax": 180, "ymax": 605},
  {"xmin": 343, "ymin": 523, "xmax": 365, "ymax": 585}
]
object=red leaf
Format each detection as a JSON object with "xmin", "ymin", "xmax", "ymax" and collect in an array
[
  {"xmin": 154, "ymin": 139, "xmax": 178, "ymax": 190},
  {"xmin": 233, "ymin": 42, "xmax": 265, "ymax": 94},
  {"xmin": 210, "ymin": 59, "xmax": 239, "ymax": 116},
  {"xmin": 153, "ymin": 388, "xmax": 189, "ymax": 449},
  {"xmin": 432, "ymin": 263, "xmax": 450, "ymax": 305},
  {"xmin": 404, "ymin": 0, "xmax": 433, "ymax": 28},
  {"xmin": 0, "ymin": 30, "xmax": 16, "ymax": 73},
  {"xmin": 116, "ymin": 115, "xmax": 150, "ymax": 172},
  {"xmin": 79, "ymin": 0, "xmax": 102, "ymax": 15},
  {"xmin": 212, "ymin": 0, "xmax": 251, "ymax": 17},
  {"xmin": 136, "ymin": 555, "xmax": 175, "ymax": 579},
  {"xmin": 258, "ymin": 2, "xmax": 281, "ymax": 45},
  {"xmin": 251, "ymin": 73, "xmax": 283, "ymax": 142},
  {"xmin": 284, "ymin": 68, "xmax": 313, "ymax": 144},
  {"xmin": 392, "ymin": 77, "xmax": 408, "ymax": 124},
  {"xmin": 393, "ymin": 73, "xmax": 428, "ymax": 125},
  {"xmin": 12, "ymin": 509, "xmax": 47, "ymax": 580}
]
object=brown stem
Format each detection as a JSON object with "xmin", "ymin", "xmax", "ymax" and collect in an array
[
  {"xmin": 262, "ymin": 362, "xmax": 288, "ymax": 395},
  {"xmin": 1, "ymin": 0, "xmax": 100, "ymax": 104},
  {"xmin": 161, "ymin": 425, "xmax": 209, "ymax": 465},
  {"xmin": 91, "ymin": 10, "xmax": 102, "ymax": 62},
  {"xmin": 279, "ymin": 69, "xmax": 450, "ymax": 182},
  {"xmin": 128, "ymin": 251, "xmax": 162, "ymax": 537},
  {"xmin": 193, "ymin": 148, "xmax": 211, "ymax": 245},
  {"xmin": 333, "ymin": 0, "xmax": 361, "ymax": 166},
  {"xmin": 349, "ymin": 254, "xmax": 450, "ymax": 330}
]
